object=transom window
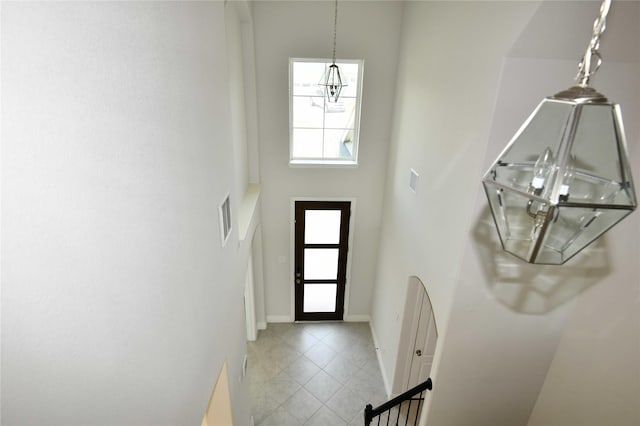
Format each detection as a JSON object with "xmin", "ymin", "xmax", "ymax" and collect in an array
[{"xmin": 289, "ymin": 58, "xmax": 363, "ymax": 166}]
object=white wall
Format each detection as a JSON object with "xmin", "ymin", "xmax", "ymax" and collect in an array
[
  {"xmin": 526, "ymin": 204, "xmax": 640, "ymax": 425},
  {"xmin": 1, "ymin": 2, "xmax": 253, "ymax": 425},
  {"xmin": 252, "ymin": 1, "xmax": 403, "ymax": 321},
  {"xmin": 225, "ymin": 0, "xmax": 267, "ymax": 333},
  {"xmin": 526, "ymin": 6, "xmax": 640, "ymax": 425},
  {"xmin": 371, "ymin": 0, "xmax": 541, "ymax": 394},
  {"xmin": 226, "ymin": 2, "xmax": 251, "ymax": 206},
  {"xmin": 371, "ymin": 1, "xmax": 640, "ymax": 425}
]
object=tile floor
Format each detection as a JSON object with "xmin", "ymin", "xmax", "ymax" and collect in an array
[{"xmin": 247, "ymin": 322, "xmax": 389, "ymax": 426}]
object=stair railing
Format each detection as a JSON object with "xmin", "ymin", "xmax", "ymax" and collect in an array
[{"xmin": 364, "ymin": 378, "xmax": 433, "ymax": 426}]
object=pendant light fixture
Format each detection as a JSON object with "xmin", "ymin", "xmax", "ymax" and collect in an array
[
  {"xmin": 319, "ymin": 0, "xmax": 346, "ymax": 103},
  {"xmin": 482, "ymin": 0, "xmax": 636, "ymax": 265}
]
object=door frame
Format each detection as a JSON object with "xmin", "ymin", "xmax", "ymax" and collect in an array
[
  {"xmin": 244, "ymin": 251, "xmax": 257, "ymax": 341},
  {"xmin": 290, "ymin": 197, "xmax": 356, "ymax": 321}
]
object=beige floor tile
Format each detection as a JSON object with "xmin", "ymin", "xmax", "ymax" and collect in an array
[
  {"xmin": 323, "ymin": 354, "xmax": 361, "ymax": 384},
  {"xmin": 320, "ymin": 329, "xmax": 354, "ymax": 351},
  {"xmin": 300, "ymin": 322, "xmax": 336, "ymax": 339},
  {"xmin": 304, "ymin": 406, "xmax": 347, "ymax": 426},
  {"xmin": 258, "ymin": 406, "xmax": 301, "ymax": 426},
  {"xmin": 247, "ymin": 322, "xmax": 389, "ymax": 426},
  {"xmin": 304, "ymin": 341, "xmax": 337, "ymax": 368},
  {"xmin": 250, "ymin": 392, "xmax": 278, "ymax": 425},
  {"xmin": 325, "ymin": 385, "xmax": 368, "ymax": 422},
  {"xmin": 303, "ymin": 370, "xmax": 343, "ymax": 403},
  {"xmin": 285, "ymin": 355, "xmax": 321, "ymax": 385},
  {"xmin": 268, "ymin": 371, "xmax": 301, "ymax": 404},
  {"xmin": 281, "ymin": 388, "xmax": 322, "ymax": 423},
  {"xmin": 283, "ymin": 329, "xmax": 320, "ymax": 353}
]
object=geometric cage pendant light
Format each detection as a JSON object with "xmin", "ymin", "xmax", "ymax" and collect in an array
[
  {"xmin": 482, "ymin": 0, "xmax": 636, "ymax": 264},
  {"xmin": 319, "ymin": 0, "xmax": 347, "ymax": 103}
]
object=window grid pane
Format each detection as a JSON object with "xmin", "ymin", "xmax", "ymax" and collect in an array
[
  {"xmin": 292, "ymin": 129, "xmax": 323, "ymax": 158},
  {"xmin": 291, "ymin": 59, "xmax": 362, "ymax": 163},
  {"xmin": 293, "ymin": 96, "xmax": 324, "ymax": 128}
]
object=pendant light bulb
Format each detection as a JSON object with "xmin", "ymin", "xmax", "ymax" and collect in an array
[
  {"xmin": 559, "ymin": 155, "xmax": 576, "ymax": 199},
  {"xmin": 325, "ymin": 64, "xmax": 343, "ymax": 103},
  {"xmin": 531, "ymin": 147, "xmax": 555, "ymax": 194}
]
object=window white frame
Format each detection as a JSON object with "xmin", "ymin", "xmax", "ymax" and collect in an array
[{"xmin": 289, "ymin": 58, "xmax": 364, "ymax": 167}]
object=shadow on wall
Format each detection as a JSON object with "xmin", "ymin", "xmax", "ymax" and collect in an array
[{"xmin": 472, "ymin": 206, "xmax": 611, "ymax": 315}]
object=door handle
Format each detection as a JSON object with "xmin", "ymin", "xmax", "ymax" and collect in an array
[{"xmin": 416, "ymin": 349, "xmax": 422, "ymax": 357}]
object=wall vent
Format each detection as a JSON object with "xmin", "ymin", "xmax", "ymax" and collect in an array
[
  {"xmin": 409, "ymin": 169, "xmax": 419, "ymax": 193},
  {"xmin": 219, "ymin": 194, "xmax": 232, "ymax": 246},
  {"xmin": 242, "ymin": 353, "xmax": 248, "ymax": 378}
]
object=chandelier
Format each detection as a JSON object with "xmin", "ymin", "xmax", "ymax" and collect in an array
[
  {"xmin": 482, "ymin": 0, "xmax": 636, "ymax": 265},
  {"xmin": 319, "ymin": 0, "xmax": 346, "ymax": 103}
]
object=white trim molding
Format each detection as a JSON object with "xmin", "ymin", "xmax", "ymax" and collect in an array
[
  {"xmin": 344, "ymin": 314, "xmax": 370, "ymax": 322},
  {"xmin": 266, "ymin": 315, "xmax": 292, "ymax": 323},
  {"xmin": 369, "ymin": 321, "xmax": 392, "ymax": 398}
]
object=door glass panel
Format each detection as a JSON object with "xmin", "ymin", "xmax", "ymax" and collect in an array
[
  {"xmin": 305, "ymin": 210, "xmax": 341, "ymax": 244},
  {"xmin": 303, "ymin": 284, "xmax": 337, "ymax": 312},
  {"xmin": 304, "ymin": 248, "xmax": 338, "ymax": 279}
]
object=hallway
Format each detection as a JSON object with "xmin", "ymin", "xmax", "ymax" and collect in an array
[{"xmin": 247, "ymin": 322, "xmax": 387, "ymax": 425}]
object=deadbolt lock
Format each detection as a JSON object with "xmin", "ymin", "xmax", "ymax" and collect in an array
[{"xmin": 416, "ymin": 349, "xmax": 422, "ymax": 356}]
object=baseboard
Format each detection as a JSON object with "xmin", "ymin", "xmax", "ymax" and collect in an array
[
  {"xmin": 257, "ymin": 321, "xmax": 267, "ymax": 330},
  {"xmin": 369, "ymin": 321, "xmax": 392, "ymax": 398},
  {"xmin": 266, "ymin": 315, "xmax": 292, "ymax": 323},
  {"xmin": 344, "ymin": 314, "xmax": 371, "ymax": 322},
  {"xmin": 266, "ymin": 314, "xmax": 369, "ymax": 323}
]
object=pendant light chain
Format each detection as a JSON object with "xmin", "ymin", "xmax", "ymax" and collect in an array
[
  {"xmin": 321, "ymin": 0, "xmax": 345, "ymax": 103},
  {"xmin": 576, "ymin": 0, "xmax": 611, "ymax": 87},
  {"xmin": 332, "ymin": 0, "xmax": 338, "ymax": 64}
]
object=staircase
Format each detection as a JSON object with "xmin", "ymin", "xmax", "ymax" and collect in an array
[{"xmin": 364, "ymin": 378, "xmax": 433, "ymax": 426}]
